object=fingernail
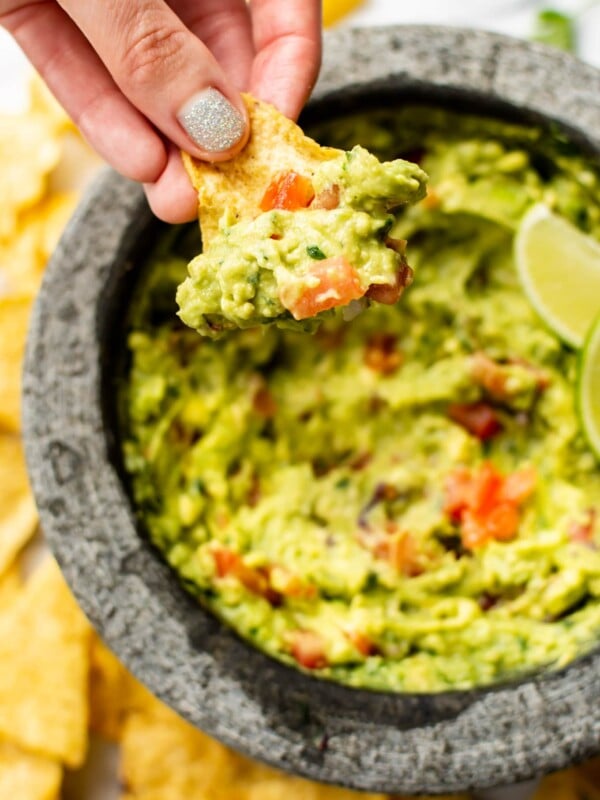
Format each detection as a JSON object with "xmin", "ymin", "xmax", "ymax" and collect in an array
[{"xmin": 177, "ymin": 87, "xmax": 245, "ymax": 153}]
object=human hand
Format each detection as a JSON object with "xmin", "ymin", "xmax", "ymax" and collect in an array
[{"xmin": 0, "ymin": 0, "xmax": 322, "ymax": 222}]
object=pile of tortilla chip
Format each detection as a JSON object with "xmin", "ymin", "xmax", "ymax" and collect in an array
[{"xmin": 1, "ymin": 78, "xmax": 600, "ymax": 800}]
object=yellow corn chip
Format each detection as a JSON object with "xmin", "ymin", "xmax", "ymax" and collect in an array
[
  {"xmin": 0, "ymin": 113, "xmax": 63, "ymax": 239},
  {"xmin": 0, "ymin": 557, "xmax": 91, "ymax": 768},
  {"xmin": 182, "ymin": 94, "xmax": 340, "ymax": 246},
  {"xmin": 0, "ymin": 295, "xmax": 33, "ymax": 432},
  {"xmin": 0, "ymin": 225, "xmax": 46, "ymax": 298},
  {"xmin": 0, "ymin": 740, "xmax": 62, "ymax": 800},
  {"xmin": 576, "ymin": 755, "xmax": 600, "ymax": 790},
  {"xmin": 534, "ymin": 763, "xmax": 600, "ymax": 799},
  {"xmin": 24, "ymin": 190, "xmax": 78, "ymax": 260},
  {"xmin": 0, "ymin": 563, "xmax": 21, "ymax": 611},
  {"xmin": 0, "ymin": 435, "xmax": 38, "ymax": 576},
  {"xmin": 323, "ymin": 0, "xmax": 365, "ymax": 27},
  {"xmin": 89, "ymin": 635, "xmax": 131, "ymax": 743},
  {"xmin": 0, "ymin": 191, "xmax": 78, "ymax": 298}
]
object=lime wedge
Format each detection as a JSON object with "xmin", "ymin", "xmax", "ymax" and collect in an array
[
  {"xmin": 515, "ymin": 203, "xmax": 600, "ymax": 348},
  {"xmin": 578, "ymin": 313, "xmax": 600, "ymax": 460}
]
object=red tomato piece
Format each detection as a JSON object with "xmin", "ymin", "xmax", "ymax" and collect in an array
[
  {"xmin": 444, "ymin": 462, "xmax": 536, "ymax": 550},
  {"xmin": 470, "ymin": 461, "xmax": 504, "ymax": 516},
  {"xmin": 389, "ymin": 532, "xmax": 423, "ymax": 577},
  {"xmin": 279, "ymin": 256, "xmax": 365, "ymax": 320},
  {"xmin": 499, "ymin": 466, "xmax": 537, "ymax": 505},
  {"xmin": 213, "ymin": 549, "xmax": 280, "ymax": 604},
  {"xmin": 569, "ymin": 508, "xmax": 597, "ymax": 544},
  {"xmin": 484, "ymin": 502, "xmax": 520, "ymax": 542},
  {"xmin": 444, "ymin": 467, "xmax": 475, "ymax": 521},
  {"xmin": 290, "ymin": 630, "xmax": 328, "ymax": 669},
  {"xmin": 213, "ymin": 548, "xmax": 242, "ymax": 578},
  {"xmin": 269, "ymin": 566, "xmax": 317, "ymax": 599},
  {"xmin": 260, "ymin": 171, "xmax": 315, "ymax": 211},
  {"xmin": 346, "ymin": 629, "xmax": 378, "ymax": 657},
  {"xmin": 460, "ymin": 510, "xmax": 488, "ymax": 550},
  {"xmin": 365, "ymin": 263, "xmax": 413, "ymax": 305},
  {"xmin": 448, "ymin": 402, "xmax": 502, "ymax": 441}
]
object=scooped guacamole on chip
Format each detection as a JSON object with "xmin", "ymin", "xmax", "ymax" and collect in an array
[
  {"xmin": 121, "ymin": 107, "xmax": 600, "ymax": 693},
  {"xmin": 176, "ymin": 96, "xmax": 427, "ymax": 338}
]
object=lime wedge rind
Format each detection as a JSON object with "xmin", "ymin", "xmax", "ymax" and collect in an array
[
  {"xmin": 515, "ymin": 202, "xmax": 600, "ymax": 349},
  {"xmin": 578, "ymin": 312, "xmax": 600, "ymax": 461}
]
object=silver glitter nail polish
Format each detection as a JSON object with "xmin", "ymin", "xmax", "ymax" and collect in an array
[{"xmin": 177, "ymin": 87, "xmax": 245, "ymax": 153}]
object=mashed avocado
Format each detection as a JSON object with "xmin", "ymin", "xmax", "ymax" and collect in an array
[
  {"xmin": 176, "ymin": 146, "xmax": 427, "ymax": 338},
  {"xmin": 121, "ymin": 107, "xmax": 600, "ymax": 692}
]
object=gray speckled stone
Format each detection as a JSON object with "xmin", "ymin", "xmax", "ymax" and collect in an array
[{"xmin": 22, "ymin": 26, "xmax": 600, "ymax": 795}]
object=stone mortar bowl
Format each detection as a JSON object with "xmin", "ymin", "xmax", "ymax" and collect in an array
[{"xmin": 23, "ymin": 25, "xmax": 600, "ymax": 795}]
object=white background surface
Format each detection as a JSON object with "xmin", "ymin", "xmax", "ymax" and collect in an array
[{"xmin": 0, "ymin": 2, "xmax": 599, "ymax": 798}]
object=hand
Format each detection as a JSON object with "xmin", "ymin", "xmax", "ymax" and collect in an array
[{"xmin": 0, "ymin": 0, "xmax": 322, "ymax": 222}]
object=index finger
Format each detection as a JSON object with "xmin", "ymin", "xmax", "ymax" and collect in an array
[{"xmin": 249, "ymin": 0, "xmax": 322, "ymax": 119}]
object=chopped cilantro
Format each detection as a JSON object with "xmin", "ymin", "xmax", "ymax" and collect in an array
[{"xmin": 307, "ymin": 245, "xmax": 327, "ymax": 260}]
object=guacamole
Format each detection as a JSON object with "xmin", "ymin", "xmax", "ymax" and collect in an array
[
  {"xmin": 121, "ymin": 107, "xmax": 600, "ymax": 692},
  {"xmin": 176, "ymin": 146, "xmax": 427, "ymax": 338}
]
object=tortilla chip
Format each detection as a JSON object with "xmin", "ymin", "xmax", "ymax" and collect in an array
[
  {"xmin": 89, "ymin": 635, "xmax": 132, "ymax": 742},
  {"xmin": 0, "ymin": 112, "xmax": 63, "ymax": 240},
  {"xmin": 576, "ymin": 754, "xmax": 600, "ymax": 789},
  {"xmin": 0, "ymin": 435, "xmax": 38, "ymax": 576},
  {"xmin": 0, "ymin": 740, "xmax": 62, "ymax": 800},
  {"xmin": 24, "ymin": 190, "xmax": 78, "ymax": 260},
  {"xmin": 0, "ymin": 191, "xmax": 78, "ymax": 296},
  {"xmin": 0, "ymin": 225, "xmax": 46, "ymax": 298},
  {"xmin": 0, "ymin": 557, "xmax": 91, "ymax": 768},
  {"xmin": 182, "ymin": 94, "xmax": 340, "ymax": 246},
  {"xmin": 0, "ymin": 295, "xmax": 34, "ymax": 432},
  {"xmin": 0, "ymin": 563, "xmax": 21, "ymax": 611},
  {"xmin": 534, "ymin": 763, "xmax": 600, "ymax": 799}
]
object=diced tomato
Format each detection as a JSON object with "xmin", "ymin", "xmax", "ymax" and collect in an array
[
  {"xmin": 569, "ymin": 508, "xmax": 597, "ymax": 544},
  {"xmin": 384, "ymin": 236, "xmax": 407, "ymax": 255},
  {"xmin": 443, "ymin": 462, "xmax": 536, "ymax": 550},
  {"xmin": 500, "ymin": 466, "xmax": 537, "ymax": 505},
  {"xmin": 260, "ymin": 171, "xmax": 315, "ymax": 211},
  {"xmin": 213, "ymin": 547, "xmax": 242, "ymax": 578},
  {"xmin": 469, "ymin": 461, "xmax": 504, "ymax": 516},
  {"xmin": 252, "ymin": 385, "xmax": 277, "ymax": 418},
  {"xmin": 346, "ymin": 629, "xmax": 378, "ymax": 657},
  {"xmin": 364, "ymin": 333, "xmax": 403, "ymax": 375},
  {"xmin": 310, "ymin": 183, "xmax": 340, "ymax": 210},
  {"xmin": 448, "ymin": 402, "xmax": 502, "ymax": 441},
  {"xmin": 389, "ymin": 532, "xmax": 423, "ymax": 577},
  {"xmin": 290, "ymin": 630, "xmax": 328, "ymax": 669},
  {"xmin": 443, "ymin": 467, "xmax": 474, "ymax": 521},
  {"xmin": 213, "ymin": 548, "xmax": 280, "ymax": 605},
  {"xmin": 279, "ymin": 256, "xmax": 365, "ymax": 320},
  {"xmin": 366, "ymin": 263, "xmax": 413, "ymax": 305},
  {"xmin": 269, "ymin": 565, "xmax": 317, "ymax": 599},
  {"xmin": 484, "ymin": 502, "xmax": 520, "ymax": 542},
  {"xmin": 460, "ymin": 510, "xmax": 488, "ymax": 550},
  {"xmin": 471, "ymin": 352, "xmax": 510, "ymax": 399}
]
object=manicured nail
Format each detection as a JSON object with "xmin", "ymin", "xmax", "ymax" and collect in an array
[{"xmin": 177, "ymin": 87, "xmax": 245, "ymax": 153}]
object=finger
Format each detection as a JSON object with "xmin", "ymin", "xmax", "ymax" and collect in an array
[
  {"xmin": 144, "ymin": 143, "xmax": 198, "ymax": 223},
  {"xmin": 249, "ymin": 0, "xmax": 322, "ymax": 119},
  {"xmin": 57, "ymin": 0, "xmax": 249, "ymax": 161},
  {"xmin": 0, "ymin": 2, "xmax": 167, "ymax": 182},
  {"xmin": 169, "ymin": 0, "xmax": 254, "ymax": 91}
]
